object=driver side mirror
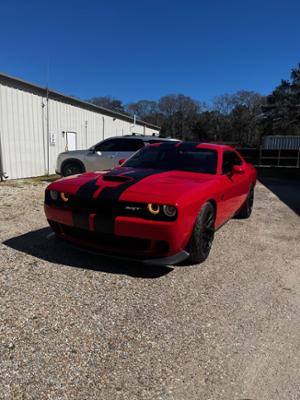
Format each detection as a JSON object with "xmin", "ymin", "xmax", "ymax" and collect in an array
[
  {"xmin": 232, "ymin": 165, "xmax": 245, "ymax": 174},
  {"xmin": 118, "ymin": 159, "xmax": 126, "ymax": 165}
]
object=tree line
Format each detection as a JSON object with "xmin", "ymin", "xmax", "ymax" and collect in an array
[{"xmin": 88, "ymin": 62, "xmax": 300, "ymax": 147}]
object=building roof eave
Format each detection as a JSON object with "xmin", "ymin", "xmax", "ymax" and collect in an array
[{"xmin": 0, "ymin": 72, "xmax": 160, "ymax": 131}]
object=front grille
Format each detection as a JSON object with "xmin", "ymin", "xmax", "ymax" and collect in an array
[
  {"xmin": 45, "ymin": 190, "xmax": 177, "ymax": 222},
  {"xmin": 45, "ymin": 190, "xmax": 116, "ymax": 215}
]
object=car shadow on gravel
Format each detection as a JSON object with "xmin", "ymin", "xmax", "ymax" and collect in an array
[
  {"xmin": 258, "ymin": 174, "xmax": 300, "ymax": 216},
  {"xmin": 3, "ymin": 227, "xmax": 173, "ymax": 279}
]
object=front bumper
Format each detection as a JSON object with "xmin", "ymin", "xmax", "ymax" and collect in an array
[
  {"xmin": 142, "ymin": 250, "xmax": 189, "ymax": 266},
  {"xmin": 44, "ymin": 204, "xmax": 190, "ymax": 265},
  {"xmin": 47, "ymin": 231, "xmax": 189, "ymax": 266}
]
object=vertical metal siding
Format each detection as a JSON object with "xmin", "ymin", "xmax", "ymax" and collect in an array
[
  {"xmin": 0, "ymin": 85, "xmax": 47, "ymax": 179},
  {"xmin": 263, "ymin": 135, "xmax": 300, "ymax": 149},
  {"xmin": 0, "ymin": 82, "xmax": 159, "ymax": 179}
]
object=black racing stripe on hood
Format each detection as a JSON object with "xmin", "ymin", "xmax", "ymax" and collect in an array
[
  {"xmin": 75, "ymin": 177, "xmax": 99, "ymax": 198},
  {"xmin": 94, "ymin": 169, "xmax": 165, "ymax": 233},
  {"xmin": 73, "ymin": 177, "xmax": 99, "ymax": 229},
  {"xmin": 96, "ymin": 169, "xmax": 165, "ymax": 202}
]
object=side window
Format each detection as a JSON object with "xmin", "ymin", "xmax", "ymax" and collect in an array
[
  {"xmin": 95, "ymin": 139, "xmax": 124, "ymax": 152},
  {"xmin": 222, "ymin": 151, "xmax": 242, "ymax": 174},
  {"xmin": 121, "ymin": 139, "xmax": 144, "ymax": 151}
]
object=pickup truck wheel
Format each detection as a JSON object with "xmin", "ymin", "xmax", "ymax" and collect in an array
[
  {"xmin": 62, "ymin": 162, "xmax": 83, "ymax": 177},
  {"xmin": 187, "ymin": 202, "xmax": 215, "ymax": 264},
  {"xmin": 235, "ymin": 185, "xmax": 254, "ymax": 219}
]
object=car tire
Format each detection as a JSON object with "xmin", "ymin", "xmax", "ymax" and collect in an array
[
  {"xmin": 235, "ymin": 185, "xmax": 254, "ymax": 219},
  {"xmin": 187, "ymin": 202, "xmax": 215, "ymax": 264},
  {"xmin": 62, "ymin": 162, "xmax": 84, "ymax": 177}
]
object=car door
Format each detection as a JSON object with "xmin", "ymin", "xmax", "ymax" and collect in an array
[
  {"xmin": 117, "ymin": 138, "xmax": 145, "ymax": 164},
  {"xmin": 85, "ymin": 138, "xmax": 124, "ymax": 171},
  {"xmin": 219, "ymin": 151, "xmax": 249, "ymax": 219}
]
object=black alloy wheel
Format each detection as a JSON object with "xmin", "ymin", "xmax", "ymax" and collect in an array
[
  {"xmin": 236, "ymin": 185, "xmax": 254, "ymax": 219},
  {"xmin": 187, "ymin": 202, "xmax": 215, "ymax": 264},
  {"xmin": 62, "ymin": 162, "xmax": 83, "ymax": 177}
]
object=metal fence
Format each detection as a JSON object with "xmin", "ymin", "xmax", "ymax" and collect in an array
[
  {"xmin": 263, "ymin": 135, "xmax": 300, "ymax": 150},
  {"xmin": 238, "ymin": 147, "xmax": 300, "ymax": 168}
]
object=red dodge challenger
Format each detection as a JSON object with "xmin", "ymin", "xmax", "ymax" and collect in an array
[{"xmin": 44, "ymin": 142, "xmax": 256, "ymax": 266}]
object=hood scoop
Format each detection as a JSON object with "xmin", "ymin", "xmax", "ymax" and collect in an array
[{"xmin": 102, "ymin": 175, "xmax": 132, "ymax": 183}]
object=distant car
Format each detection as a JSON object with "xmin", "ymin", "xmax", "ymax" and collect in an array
[
  {"xmin": 56, "ymin": 135, "xmax": 179, "ymax": 176},
  {"xmin": 45, "ymin": 142, "xmax": 256, "ymax": 266}
]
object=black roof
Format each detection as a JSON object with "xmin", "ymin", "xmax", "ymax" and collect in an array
[
  {"xmin": 122, "ymin": 135, "xmax": 178, "ymax": 141},
  {"xmin": 0, "ymin": 72, "xmax": 160, "ymax": 130}
]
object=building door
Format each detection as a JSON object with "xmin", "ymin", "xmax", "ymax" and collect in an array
[{"xmin": 66, "ymin": 131, "xmax": 77, "ymax": 151}]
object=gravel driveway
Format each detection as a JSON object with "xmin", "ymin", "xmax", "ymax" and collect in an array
[{"xmin": 0, "ymin": 179, "xmax": 299, "ymax": 400}]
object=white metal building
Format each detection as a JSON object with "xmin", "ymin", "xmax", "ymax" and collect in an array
[{"xmin": 0, "ymin": 73, "xmax": 160, "ymax": 180}]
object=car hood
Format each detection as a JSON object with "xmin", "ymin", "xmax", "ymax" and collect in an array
[
  {"xmin": 47, "ymin": 167, "xmax": 217, "ymax": 203},
  {"xmin": 59, "ymin": 150, "xmax": 87, "ymax": 157}
]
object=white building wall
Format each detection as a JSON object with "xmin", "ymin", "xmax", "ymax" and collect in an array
[
  {"xmin": 0, "ymin": 83, "xmax": 47, "ymax": 179},
  {"xmin": 0, "ymin": 82, "xmax": 159, "ymax": 179}
]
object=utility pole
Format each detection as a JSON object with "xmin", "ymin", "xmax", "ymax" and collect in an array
[
  {"xmin": 85, "ymin": 120, "xmax": 88, "ymax": 147},
  {"xmin": 102, "ymin": 116, "xmax": 105, "ymax": 140},
  {"xmin": 0, "ymin": 130, "xmax": 7, "ymax": 181},
  {"xmin": 45, "ymin": 60, "xmax": 50, "ymax": 175},
  {"xmin": 46, "ymin": 85, "xmax": 50, "ymax": 175}
]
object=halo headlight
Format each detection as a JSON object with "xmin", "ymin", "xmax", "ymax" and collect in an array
[
  {"xmin": 162, "ymin": 205, "xmax": 177, "ymax": 218},
  {"xmin": 60, "ymin": 192, "xmax": 70, "ymax": 202},
  {"xmin": 147, "ymin": 203, "xmax": 160, "ymax": 215},
  {"xmin": 50, "ymin": 190, "xmax": 58, "ymax": 201}
]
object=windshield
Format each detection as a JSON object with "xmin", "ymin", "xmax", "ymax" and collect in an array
[{"xmin": 123, "ymin": 145, "xmax": 218, "ymax": 174}]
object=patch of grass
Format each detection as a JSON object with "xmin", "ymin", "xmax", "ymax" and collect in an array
[{"xmin": 0, "ymin": 175, "xmax": 60, "ymax": 186}]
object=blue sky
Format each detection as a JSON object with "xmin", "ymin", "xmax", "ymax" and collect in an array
[{"xmin": 1, "ymin": 0, "xmax": 300, "ymax": 104}]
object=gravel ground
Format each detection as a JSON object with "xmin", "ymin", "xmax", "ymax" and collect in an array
[{"xmin": 0, "ymin": 179, "xmax": 299, "ymax": 400}]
